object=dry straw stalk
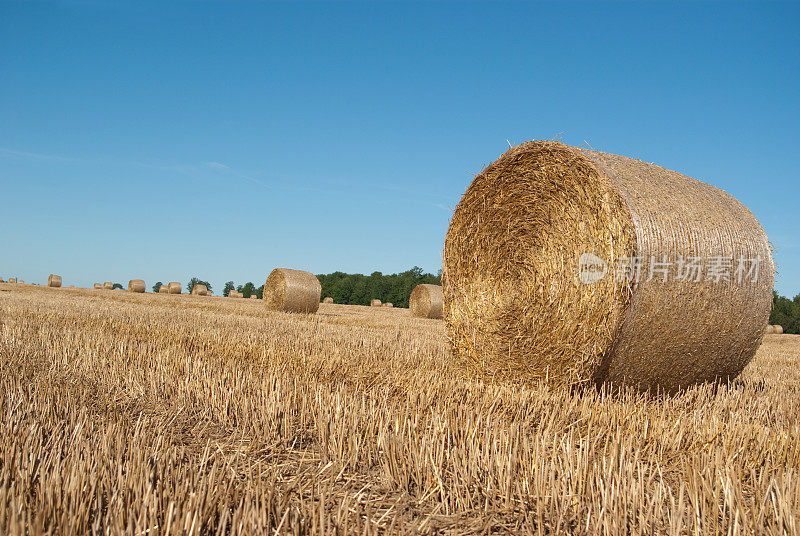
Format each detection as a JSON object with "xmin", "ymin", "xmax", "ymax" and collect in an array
[
  {"xmin": 264, "ymin": 268, "xmax": 321, "ymax": 314},
  {"xmin": 409, "ymin": 284, "xmax": 444, "ymax": 319},
  {"xmin": 443, "ymin": 140, "xmax": 773, "ymax": 392},
  {"xmin": 47, "ymin": 274, "xmax": 62, "ymax": 288},
  {"xmin": 128, "ymin": 279, "xmax": 146, "ymax": 293}
]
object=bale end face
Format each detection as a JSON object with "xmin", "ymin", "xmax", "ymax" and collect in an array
[
  {"xmin": 370, "ymin": 299, "xmax": 382, "ymax": 307},
  {"xmin": 264, "ymin": 268, "xmax": 321, "ymax": 313},
  {"xmin": 47, "ymin": 274, "xmax": 62, "ymax": 288}
]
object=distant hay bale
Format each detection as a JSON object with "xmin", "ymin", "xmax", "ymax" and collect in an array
[
  {"xmin": 191, "ymin": 284, "xmax": 208, "ymax": 296},
  {"xmin": 323, "ymin": 297, "xmax": 334, "ymax": 304},
  {"xmin": 409, "ymin": 284, "xmax": 444, "ymax": 319},
  {"xmin": 383, "ymin": 302, "xmax": 393, "ymax": 308},
  {"xmin": 168, "ymin": 282, "xmax": 181, "ymax": 294},
  {"xmin": 774, "ymin": 325, "xmax": 784, "ymax": 335},
  {"xmin": 371, "ymin": 299, "xmax": 382, "ymax": 307},
  {"xmin": 264, "ymin": 268, "xmax": 321, "ymax": 314},
  {"xmin": 443, "ymin": 140, "xmax": 774, "ymax": 392},
  {"xmin": 228, "ymin": 291, "xmax": 241, "ymax": 298},
  {"xmin": 103, "ymin": 281, "xmax": 113, "ymax": 290},
  {"xmin": 47, "ymin": 274, "xmax": 62, "ymax": 288},
  {"xmin": 128, "ymin": 279, "xmax": 146, "ymax": 293},
  {"xmin": 9, "ymin": 278, "xmax": 16, "ymax": 284},
  {"xmin": 0, "ymin": 277, "xmax": 4, "ymax": 283},
  {"xmin": 250, "ymin": 294, "xmax": 259, "ymax": 300},
  {"xmin": 94, "ymin": 283, "xmax": 102, "ymax": 290},
  {"xmin": 158, "ymin": 285, "xmax": 169, "ymax": 294},
  {"xmin": 765, "ymin": 325, "xmax": 775, "ymax": 335}
]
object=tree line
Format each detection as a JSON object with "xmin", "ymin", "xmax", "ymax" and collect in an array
[
  {"xmin": 317, "ymin": 267, "xmax": 441, "ymax": 308},
  {"xmin": 770, "ymin": 291, "xmax": 800, "ymax": 334}
]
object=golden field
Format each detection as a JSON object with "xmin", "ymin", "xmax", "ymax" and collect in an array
[{"xmin": 0, "ymin": 283, "xmax": 798, "ymax": 535}]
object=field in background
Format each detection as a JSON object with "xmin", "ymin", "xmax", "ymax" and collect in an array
[{"xmin": 1, "ymin": 283, "xmax": 798, "ymax": 535}]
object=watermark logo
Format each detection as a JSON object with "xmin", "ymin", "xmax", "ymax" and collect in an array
[
  {"xmin": 579, "ymin": 253, "xmax": 608, "ymax": 284},
  {"xmin": 578, "ymin": 254, "xmax": 763, "ymax": 285}
]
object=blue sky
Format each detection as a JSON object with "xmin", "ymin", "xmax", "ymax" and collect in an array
[{"xmin": 1, "ymin": 1, "xmax": 798, "ymax": 295}]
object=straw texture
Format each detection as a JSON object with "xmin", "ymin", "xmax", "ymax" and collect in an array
[
  {"xmin": 191, "ymin": 284, "xmax": 208, "ymax": 296},
  {"xmin": 443, "ymin": 140, "xmax": 773, "ymax": 392},
  {"xmin": 47, "ymin": 274, "xmax": 62, "ymax": 288},
  {"xmin": 409, "ymin": 284, "xmax": 444, "ymax": 319},
  {"xmin": 371, "ymin": 299, "xmax": 382, "ymax": 307},
  {"xmin": 128, "ymin": 280, "xmax": 146, "ymax": 293},
  {"xmin": 168, "ymin": 282, "xmax": 181, "ymax": 295},
  {"xmin": 264, "ymin": 268, "xmax": 321, "ymax": 314}
]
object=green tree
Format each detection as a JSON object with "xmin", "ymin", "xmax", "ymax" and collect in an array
[
  {"xmin": 152, "ymin": 281, "xmax": 163, "ymax": 293},
  {"xmin": 223, "ymin": 281, "xmax": 235, "ymax": 297},
  {"xmin": 112, "ymin": 283, "xmax": 123, "ymax": 290},
  {"xmin": 239, "ymin": 282, "xmax": 256, "ymax": 298}
]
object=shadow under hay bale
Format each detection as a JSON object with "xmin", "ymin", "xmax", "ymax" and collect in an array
[
  {"xmin": 264, "ymin": 268, "xmax": 321, "ymax": 314},
  {"xmin": 128, "ymin": 279, "xmax": 146, "ymax": 293},
  {"xmin": 443, "ymin": 140, "xmax": 773, "ymax": 392},
  {"xmin": 47, "ymin": 274, "xmax": 62, "ymax": 288},
  {"xmin": 409, "ymin": 284, "xmax": 444, "ymax": 319}
]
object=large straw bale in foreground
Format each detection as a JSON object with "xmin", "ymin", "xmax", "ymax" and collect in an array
[
  {"xmin": 409, "ymin": 284, "xmax": 444, "ymax": 319},
  {"xmin": 443, "ymin": 140, "xmax": 773, "ymax": 392},
  {"xmin": 128, "ymin": 279, "xmax": 146, "ymax": 293},
  {"xmin": 47, "ymin": 274, "xmax": 62, "ymax": 288},
  {"xmin": 168, "ymin": 282, "xmax": 181, "ymax": 295},
  {"xmin": 264, "ymin": 268, "xmax": 321, "ymax": 314}
]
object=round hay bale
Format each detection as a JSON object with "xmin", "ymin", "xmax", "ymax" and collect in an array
[
  {"xmin": 93, "ymin": 283, "xmax": 102, "ymax": 289},
  {"xmin": 128, "ymin": 279, "xmax": 146, "ymax": 293},
  {"xmin": 47, "ymin": 274, "xmax": 62, "ymax": 288},
  {"xmin": 168, "ymin": 282, "xmax": 181, "ymax": 294},
  {"xmin": 371, "ymin": 299, "xmax": 382, "ymax": 307},
  {"xmin": 443, "ymin": 140, "xmax": 773, "ymax": 392},
  {"xmin": 249, "ymin": 294, "xmax": 259, "ymax": 300},
  {"xmin": 228, "ymin": 290, "xmax": 241, "ymax": 298},
  {"xmin": 409, "ymin": 284, "xmax": 444, "ymax": 319},
  {"xmin": 103, "ymin": 281, "xmax": 113, "ymax": 290},
  {"xmin": 9, "ymin": 278, "xmax": 16, "ymax": 284},
  {"xmin": 323, "ymin": 297, "xmax": 334, "ymax": 304},
  {"xmin": 765, "ymin": 325, "xmax": 775, "ymax": 335},
  {"xmin": 383, "ymin": 302, "xmax": 394, "ymax": 308},
  {"xmin": 774, "ymin": 325, "xmax": 784, "ymax": 335},
  {"xmin": 192, "ymin": 284, "xmax": 208, "ymax": 296},
  {"xmin": 158, "ymin": 285, "xmax": 169, "ymax": 294},
  {"xmin": 264, "ymin": 268, "xmax": 321, "ymax": 313}
]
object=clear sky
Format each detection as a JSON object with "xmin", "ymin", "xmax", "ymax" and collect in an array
[{"xmin": 1, "ymin": 1, "xmax": 798, "ymax": 296}]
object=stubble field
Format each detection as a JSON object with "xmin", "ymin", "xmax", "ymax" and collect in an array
[{"xmin": 1, "ymin": 283, "xmax": 798, "ymax": 535}]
